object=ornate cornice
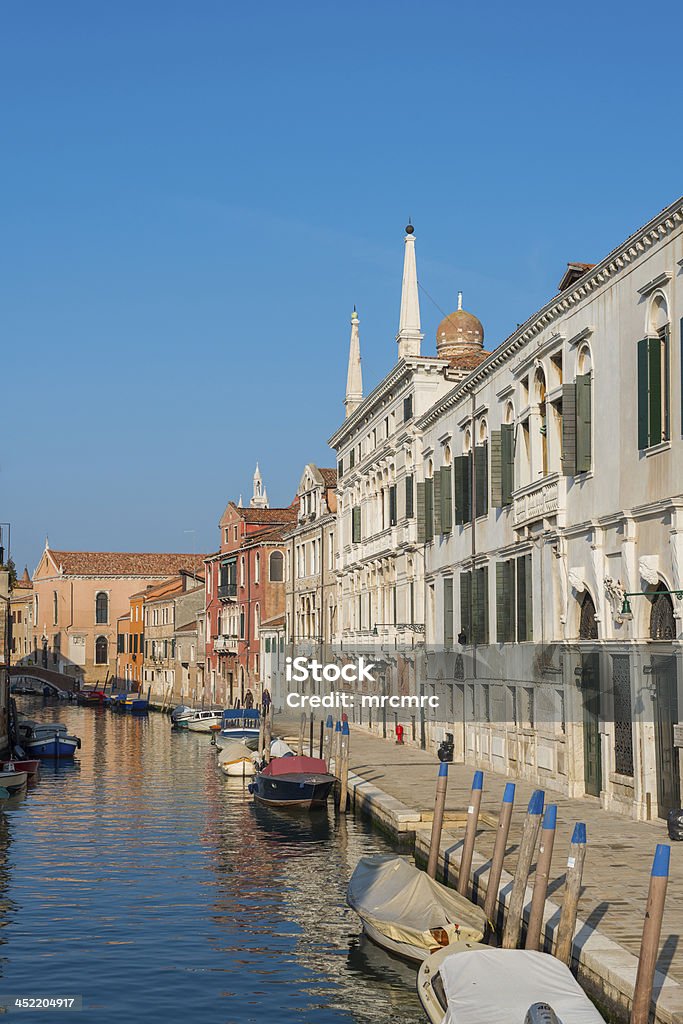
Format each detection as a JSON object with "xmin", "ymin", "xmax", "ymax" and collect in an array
[{"xmin": 418, "ymin": 195, "xmax": 683, "ymax": 429}]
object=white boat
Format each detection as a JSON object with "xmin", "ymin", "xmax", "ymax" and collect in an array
[
  {"xmin": 0, "ymin": 768, "xmax": 28, "ymax": 792},
  {"xmin": 170, "ymin": 705, "xmax": 197, "ymax": 729},
  {"xmin": 347, "ymin": 856, "xmax": 487, "ymax": 962},
  {"xmin": 186, "ymin": 711, "xmax": 222, "ymax": 733},
  {"xmin": 417, "ymin": 945, "xmax": 607, "ymax": 1024},
  {"xmin": 217, "ymin": 739, "xmax": 258, "ymax": 777}
]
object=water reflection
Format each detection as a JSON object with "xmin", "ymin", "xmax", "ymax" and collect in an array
[{"xmin": 0, "ymin": 703, "xmax": 424, "ymax": 1023}]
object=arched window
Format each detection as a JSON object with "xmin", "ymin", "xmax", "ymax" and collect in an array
[
  {"xmin": 95, "ymin": 592, "xmax": 108, "ymax": 624},
  {"xmin": 638, "ymin": 293, "xmax": 670, "ymax": 449},
  {"xmin": 579, "ymin": 592, "xmax": 598, "ymax": 640},
  {"xmin": 269, "ymin": 551, "xmax": 284, "ymax": 582},
  {"xmin": 650, "ymin": 585, "xmax": 675, "ymax": 641},
  {"xmin": 534, "ymin": 367, "xmax": 548, "ymax": 477},
  {"xmin": 95, "ymin": 635, "xmax": 108, "ymax": 665},
  {"xmin": 53, "ymin": 591, "xmax": 58, "ymax": 626},
  {"xmin": 254, "ymin": 552, "xmax": 260, "ymax": 584},
  {"xmin": 254, "ymin": 603, "xmax": 260, "ymax": 640}
]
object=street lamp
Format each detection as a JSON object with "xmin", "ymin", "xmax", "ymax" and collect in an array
[{"xmin": 620, "ymin": 589, "xmax": 683, "ymax": 621}]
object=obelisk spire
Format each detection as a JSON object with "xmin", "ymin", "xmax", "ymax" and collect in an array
[
  {"xmin": 396, "ymin": 221, "xmax": 423, "ymax": 360},
  {"xmin": 344, "ymin": 306, "xmax": 363, "ymax": 418}
]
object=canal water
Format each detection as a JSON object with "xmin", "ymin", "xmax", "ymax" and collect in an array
[{"xmin": 0, "ymin": 702, "xmax": 425, "ymax": 1023}]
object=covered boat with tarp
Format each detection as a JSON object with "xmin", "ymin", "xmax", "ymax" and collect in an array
[
  {"xmin": 347, "ymin": 856, "xmax": 487, "ymax": 962},
  {"xmin": 219, "ymin": 709, "xmax": 261, "ymax": 748},
  {"xmin": 417, "ymin": 946, "xmax": 607, "ymax": 1024},
  {"xmin": 248, "ymin": 755, "xmax": 336, "ymax": 809}
]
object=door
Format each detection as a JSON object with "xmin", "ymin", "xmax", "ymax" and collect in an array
[
  {"xmin": 653, "ymin": 655, "xmax": 680, "ymax": 818},
  {"xmin": 581, "ymin": 653, "xmax": 602, "ymax": 797}
]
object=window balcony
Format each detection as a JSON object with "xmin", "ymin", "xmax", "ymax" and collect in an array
[
  {"xmin": 214, "ymin": 634, "xmax": 238, "ymax": 654},
  {"xmin": 512, "ymin": 473, "xmax": 566, "ymax": 528},
  {"xmin": 218, "ymin": 584, "xmax": 237, "ymax": 601}
]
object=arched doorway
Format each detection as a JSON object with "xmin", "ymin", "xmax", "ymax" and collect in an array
[
  {"xmin": 578, "ymin": 591, "xmax": 601, "ymax": 797},
  {"xmin": 650, "ymin": 585, "xmax": 679, "ymax": 816}
]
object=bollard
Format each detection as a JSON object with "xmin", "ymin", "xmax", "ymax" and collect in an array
[
  {"xmin": 318, "ymin": 719, "xmax": 324, "ymax": 759},
  {"xmin": 297, "ymin": 712, "xmax": 306, "ymax": 755},
  {"xmin": 338, "ymin": 721, "xmax": 350, "ymax": 813},
  {"xmin": 555, "ymin": 823, "xmax": 587, "ymax": 966},
  {"xmin": 483, "ymin": 782, "xmax": 516, "ymax": 926},
  {"xmin": 323, "ymin": 714, "xmax": 334, "ymax": 766},
  {"xmin": 525, "ymin": 804, "xmax": 557, "ymax": 951},
  {"xmin": 263, "ymin": 707, "xmax": 272, "ymax": 764},
  {"xmin": 427, "ymin": 763, "xmax": 449, "ymax": 879},
  {"xmin": 457, "ymin": 771, "xmax": 484, "ymax": 897},
  {"xmin": 502, "ymin": 790, "xmax": 545, "ymax": 949},
  {"xmin": 309, "ymin": 714, "xmax": 314, "ymax": 757},
  {"xmin": 631, "ymin": 844, "xmax": 671, "ymax": 1024}
]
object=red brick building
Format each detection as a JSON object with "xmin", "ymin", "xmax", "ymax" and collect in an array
[{"xmin": 205, "ymin": 466, "xmax": 296, "ymax": 707}]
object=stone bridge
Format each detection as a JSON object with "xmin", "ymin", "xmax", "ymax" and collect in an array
[{"xmin": 9, "ymin": 666, "xmax": 80, "ymax": 694}]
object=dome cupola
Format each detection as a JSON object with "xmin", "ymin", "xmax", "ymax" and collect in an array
[{"xmin": 436, "ymin": 292, "xmax": 486, "ymax": 369}]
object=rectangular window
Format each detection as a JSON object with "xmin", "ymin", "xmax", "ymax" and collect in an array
[
  {"xmin": 349, "ymin": 448, "xmax": 356, "ymax": 469},
  {"xmin": 496, "ymin": 560, "xmax": 516, "ymax": 643},
  {"xmin": 424, "ymin": 477, "xmax": 434, "ymax": 543},
  {"xmin": 352, "ymin": 506, "xmax": 361, "ymax": 544},
  {"xmin": 443, "ymin": 577, "xmax": 454, "ymax": 649},
  {"xmin": 389, "ymin": 484, "xmax": 397, "ymax": 526},
  {"xmin": 239, "ymin": 611, "xmax": 245, "ymax": 639},
  {"xmin": 454, "ymin": 453, "xmax": 472, "ymax": 525},
  {"xmin": 472, "ymin": 565, "xmax": 489, "ymax": 645},
  {"xmin": 403, "ymin": 394, "xmax": 413, "ymax": 421},
  {"xmin": 265, "ymin": 637, "xmax": 271, "ymax": 653},
  {"xmin": 516, "ymin": 553, "xmax": 533, "ymax": 641},
  {"xmin": 337, "ymin": 458, "xmax": 343, "ymax": 478},
  {"xmin": 441, "ymin": 466, "xmax": 452, "ymax": 533},
  {"xmin": 117, "ymin": 634, "xmax": 125, "ymax": 654},
  {"xmin": 638, "ymin": 332, "xmax": 670, "ymax": 449},
  {"xmin": 474, "ymin": 444, "xmax": 488, "ymax": 517},
  {"xmin": 405, "ymin": 475, "xmax": 414, "ymax": 518},
  {"xmin": 459, "ymin": 571, "xmax": 472, "ymax": 644}
]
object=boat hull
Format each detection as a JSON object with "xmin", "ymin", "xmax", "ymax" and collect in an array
[
  {"xmin": 249, "ymin": 772, "xmax": 336, "ymax": 810},
  {"xmin": 3, "ymin": 760, "xmax": 40, "ymax": 777},
  {"xmin": 0, "ymin": 770, "xmax": 28, "ymax": 792},
  {"xmin": 187, "ymin": 717, "xmax": 222, "ymax": 733},
  {"xmin": 220, "ymin": 758, "xmax": 256, "ymax": 777},
  {"xmin": 25, "ymin": 735, "xmax": 79, "ymax": 758},
  {"xmin": 219, "ymin": 727, "xmax": 260, "ymax": 749}
]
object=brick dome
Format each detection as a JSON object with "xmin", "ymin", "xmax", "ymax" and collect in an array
[{"xmin": 436, "ymin": 297, "xmax": 485, "ymax": 369}]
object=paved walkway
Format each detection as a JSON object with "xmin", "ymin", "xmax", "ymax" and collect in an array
[{"xmin": 274, "ymin": 712, "xmax": 682, "ymax": 987}]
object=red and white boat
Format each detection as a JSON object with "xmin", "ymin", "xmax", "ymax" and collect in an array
[{"xmin": 3, "ymin": 760, "xmax": 40, "ymax": 778}]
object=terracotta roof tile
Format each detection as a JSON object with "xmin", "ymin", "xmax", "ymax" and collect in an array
[
  {"xmin": 319, "ymin": 468, "xmax": 337, "ymax": 488},
  {"xmin": 46, "ymin": 550, "xmax": 207, "ymax": 577}
]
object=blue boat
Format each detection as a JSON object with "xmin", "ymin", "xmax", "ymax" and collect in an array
[
  {"xmin": 220, "ymin": 709, "xmax": 261, "ymax": 748},
  {"xmin": 24, "ymin": 727, "xmax": 80, "ymax": 759},
  {"xmin": 248, "ymin": 755, "xmax": 336, "ymax": 810}
]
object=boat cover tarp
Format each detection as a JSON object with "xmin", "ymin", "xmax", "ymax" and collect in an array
[
  {"xmin": 263, "ymin": 755, "xmax": 328, "ymax": 777},
  {"xmin": 438, "ymin": 948, "xmax": 606, "ymax": 1024},
  {"xmin": 347, "ymin": 856, "xmax": 486, "ymax": 952},
  {"xmin": 217, "ymin": 740, "xmax": 257, "ymax": 765},
  {"xmin": 270, "ymin": 738, "xmax": 294, "ymax": 758},
  {"xmin": 222, "ymin": 709, "xmax": 260, "ymax": 723}
]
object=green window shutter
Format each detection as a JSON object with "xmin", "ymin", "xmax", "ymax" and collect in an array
[
  {"xmin": 337, "ymin": 458, "xmax": 343, "ymax": 478},
  {"xmin": 443, "ymin": 578, "xmax": 454, "ymax": 649},
  {"xmin": 352, "ymin": 506, "xmax": 361, "ymax": 544},
  {"xmin": 416, "ymin": 482, "xmax": 426, "ymax": 542},
  {"xmin": 389, "ymin": 485, "xmax": 397, "ymax": 526},
  {"xmin": 475, "ymin": 443, "xmax": 488, "ymax": 517},
  {"xmin": 647, "ymin": 335, "xmax": 662, "ymax": 447},
  {"xmin": 576, "ymin": 373, "xmax": 592, "ymax": 472},
  {"xmin": 490, "ymin": 430, "xmax": 502, "ymax": 508},
  {"xmin": 464, "ymin": 452, "xmax": 472, "ymax": 522},
  {"xmin": 637, "ymin": 338, "xmax": 649, "ymax": 449},
  {"xmin": 459, "ymin": 571, "xmax": 472, "ymax": 644},
  {"xmin": 496, "ymin": 561, "xmax": 515, "ymax": 643},
  {"xmin": 433, "ymin": 471, "xmax": 442, "ymax": 535},
  {"xmin": 454, "ymin": 456, "xmax": 465, "ymax": 525},
  {"xmin": 265, "ymin": 637, "xmax": 271, "ymax": 653},
  {"xmin": 516, "ymin": 554, "xmax": 533, "ymax": 641},
  {"xmin": 525, "ymin": 554, "xmax": 533, "ymax": 641},
  {"xmin": 424, "ymin": 478, "xmax": 434, "ymax": 542},
  {"xmin": 403, "ymin": 395, "xmax": 413, "ymax": 421},
  {"xmin": 501, "ymin": 424, "xmax": 514, "ymax": 505},
  {"xmin": 562, "ymin": 382, "xmax": 577, "ymax": 475},
  {"xmin": 405, "ymin": 475, "xmax": 414, "ymax": 519},
  {"xmin": 680, "ymin": 318, "xmax": 683, "ymax": 435},
  {"xmin": 349, "ymin": 448, "xmax": 355, "ymax": 469},
  {"xmin": 473, "ymin": 566, "xmax": 488, "ymax": 645},
  {"xmin": 441, "ymin": 465, "xmax": 452, "ymax": 533}
]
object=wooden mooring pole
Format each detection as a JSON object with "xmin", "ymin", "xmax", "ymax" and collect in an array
[
  {"xmin": 334, "ymin": 720, "xmax": 342, "ymax": 773},
  {"xmin": 483, "ymin": 782, "xmax": 515, "ymax": 926},
  {"xmin": 318, "ymin": 718, "xmax": 324, "ymax": 758},
  {"xmin": 555, "ymin": 822, "xmax": 587, "ymax": 966},
  {"xmin": 263, "ymin": 707, "xmax": 272, "ymax": 763},
  {"xmin": 309, "ymin": 714, "xmax": 314, "ymax": 757},
  {"xmin": 525, "ymin": 804, "xmax": 557, "ymax": 951},
  {"xmin": 457, "ymin": 770, "xmax": 484, "ymax": 897},
  {"xmin": 427, "ymin": 762, "xmax": 449, "ymax": 879},
  {"xmin": 323, "ymin": 714, "xmax": 333, "ymax": 766},
  {"xmin": 631, "ymin": 844, "xmax": 671, "ymax": 1024},
  {"xmin": 502, "ymin": 789, "xmax": 545, "ymax": 949},
  {"xmin": 338, "ymin": 720, "xmax": 350, "ymax": 813},
  {"xmin": 297, "ymin": 712, "xmax": 306, "ymax": 755}
]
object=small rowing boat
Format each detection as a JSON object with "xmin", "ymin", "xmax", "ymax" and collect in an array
[
  {"xmin": 347, "ymin": 856, "xmax": 487, "ymax": 962},
  {"xmin": 217, "ymin": 739, "xmax": 258, "ymax": 777},
  {"xmin": 417, "ymin": 945, "xmax": 607, "ymax": 1024},
  {"xmin": 2, "ymin": 759, "xmax": 40, "ymax": 778},
  {"xmin": 186, "ymin": 711, "xmax": 223, "ymax": 733},
  {"xmin": 248, "ymin": 755, "xmax": 336, "ymax": 810},
  {"xmin": 0, "ymin": 768, "xmax": 28, "ymax": 792}
]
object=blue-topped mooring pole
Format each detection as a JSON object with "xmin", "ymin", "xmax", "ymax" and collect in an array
[
  {"xmin": 525, "ymin": 804, "xmax": 557, "ymax": 950},
  {"xmin": 555, "ymin": 822, "xmax": 587, "ymax": 965},
  {"xmin": 427, "ymin": 762, "xmax": 449, "ymax": 879},
  {"xmin": 323, "ymin": 714, "xmax": 334, "ymax": 766},
  {"xmin": 483, "ymin": 782, "xmax": 516, "ymax": 925},
  {"xmin": 631, "ymin": 844, "xmax": 671, "ymax": 1024},
  {"xmin": 457, "ymin": 770, "xmax": 484, "ymax": 897},
  {"xmin": 502, "ymin": 789, "xmax": 545, "ymax": 949}
]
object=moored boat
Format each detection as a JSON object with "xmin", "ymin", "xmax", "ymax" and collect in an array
[
  {"xmin": 248, "ymin": 755, "xmax": 336, "ymax": 810},
  {"xmin": 217, "ymin": 739, "xmax": 258, "ymax": 777},
  {"xmin": 170, "ymin": 705, "xmax": 197, "ymax": 729},
  {"xmin": 0, "ymin": 768, "xmax": 28, "ymax": 792},
  {"xmin": 76, "ymin": 689, "xmax": 107, "ymax": 706},
  {"xmin": 186, "ymin": 710, "xmax": 223, "ymax": 733},
  {"xmin": 2, "ymin": 759, "xmax": 40, "ymax": 778},
  {"xmin": 417, "ymin": 945, "xmax": 607, "ymax": 1024},
  {"xmin": 347, "ymin": 856, "xmax": 487, "ymax": 962},
  {"xmin": 18, "ymin": 720, "xmax": 80, "ymax": 759},
  {"xmin": 219, "ymin": 709, "xmax": 261, "ymax": 748}
]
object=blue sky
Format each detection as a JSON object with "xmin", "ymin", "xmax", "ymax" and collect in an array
[{"xmin": 4, "ymin": 0, "xmax": 682, "ymax": 572}]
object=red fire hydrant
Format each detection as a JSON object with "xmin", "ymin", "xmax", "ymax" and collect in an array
[{"xmin": 395, "ymin": 724, "xmax": 404, "ymax": 746}]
